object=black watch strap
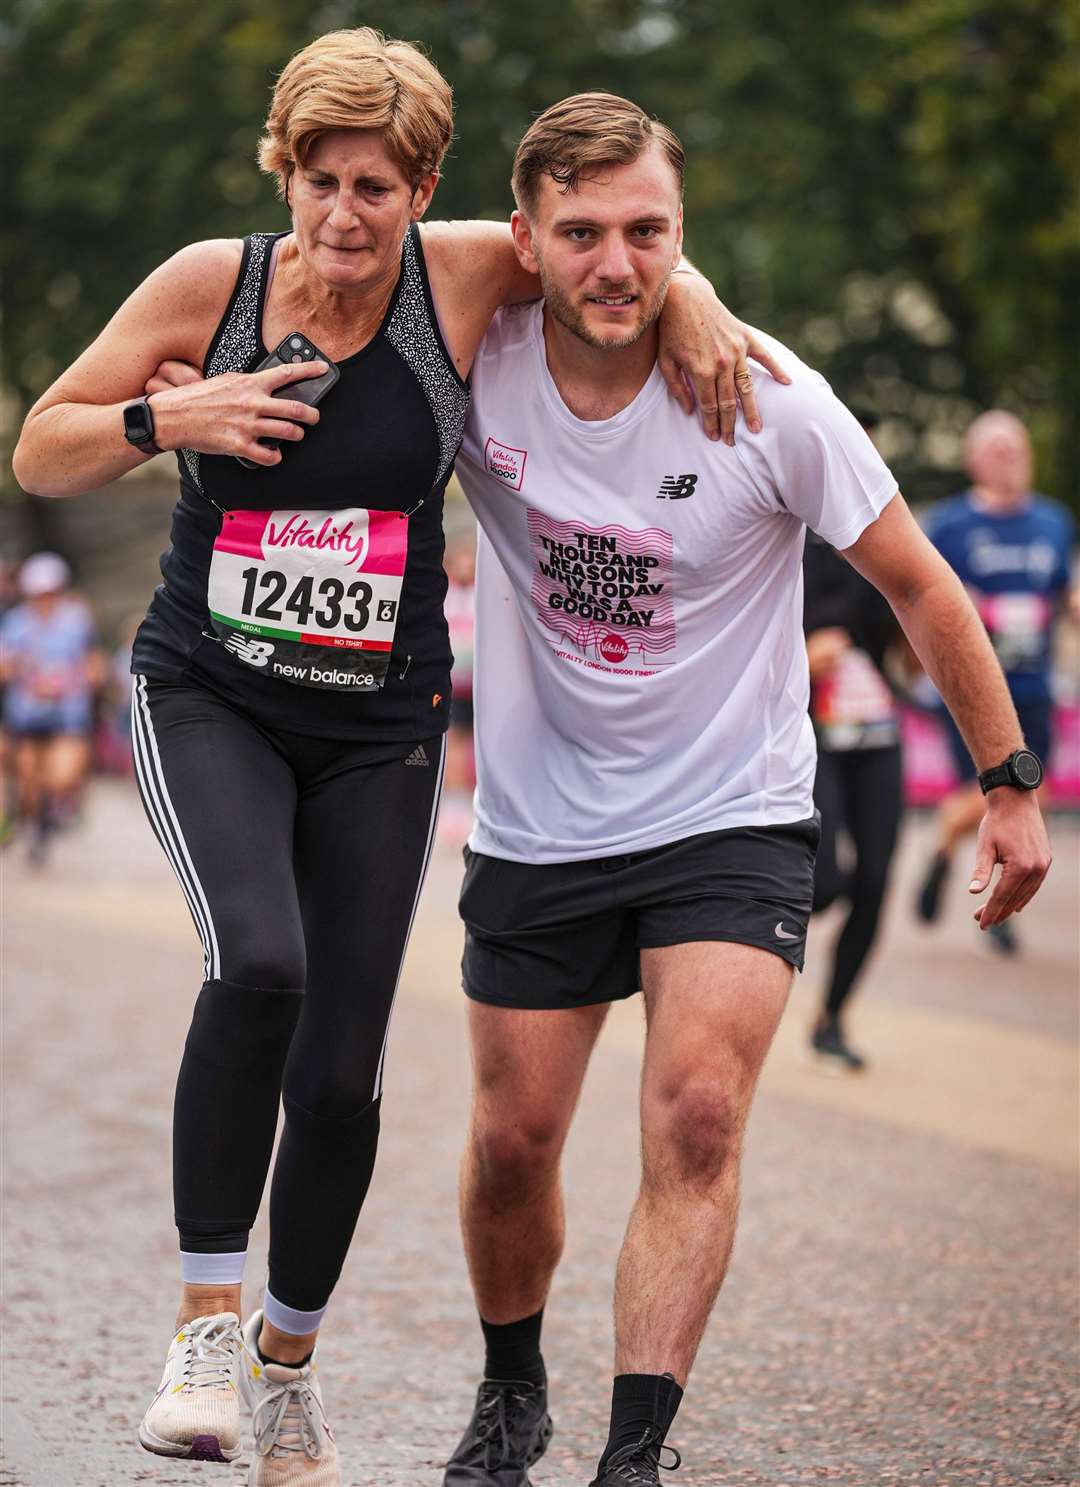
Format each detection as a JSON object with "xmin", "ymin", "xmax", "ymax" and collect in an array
[{"xmin": 978, "ymin": 749, "xmax": 1043, "ymax": 795}]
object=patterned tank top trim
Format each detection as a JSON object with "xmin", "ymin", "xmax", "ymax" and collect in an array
[{"xmin": 181, "ymin": 228, "xmax": 468, "ymax": 499}]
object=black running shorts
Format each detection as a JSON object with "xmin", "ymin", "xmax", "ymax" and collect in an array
[{"xmin": 460, "ymin": 816, "xmax": 820, "ymax": 1010}]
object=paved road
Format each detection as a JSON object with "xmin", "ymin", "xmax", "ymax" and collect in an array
[{"xmin": 3, "ymin": 783, "xmax": 1077, "ymax": 1486}]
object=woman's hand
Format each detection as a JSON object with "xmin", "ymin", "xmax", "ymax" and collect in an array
[
  {"xmin": 806, "ymin": 627, "xmax": 851, "ymax": 680},
  {"xmin": 147, "ymin": 360, "xmax": 326, "ymax": 468},
  {"xmin": 659, "ymin": 272, "xmax": 791, "ymax": 445}
]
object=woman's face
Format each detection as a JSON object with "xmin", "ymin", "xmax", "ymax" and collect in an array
[{"xmin": 288, "ymin": 129, "xmax": 436, "ymax": 293}]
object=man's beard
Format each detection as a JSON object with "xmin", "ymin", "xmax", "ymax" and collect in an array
[{"xmin": 535, "ymin": 253, "xmax": 670, "ymax": 350}]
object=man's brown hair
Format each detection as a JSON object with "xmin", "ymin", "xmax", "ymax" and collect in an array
[
  {"xmin": 512, "ymin": 93, "xmax": 685, "ymax": 215},
  {"xmin": 258, "ymin": 28, "xmax": 454, "ymax": 196}
]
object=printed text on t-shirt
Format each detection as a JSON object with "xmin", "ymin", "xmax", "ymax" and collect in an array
[{"xmin": 527, "ymin": 511, "xmax": 676, "ymax": 672}]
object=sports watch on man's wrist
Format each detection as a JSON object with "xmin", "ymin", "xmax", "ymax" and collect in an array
[
  {"xmin": 122, "ymin": 396, "xmax": 163, "ymax": 455},
  {"xmin": 978, "ymin": 748, "xmax": 1044, "ymax": 795}
]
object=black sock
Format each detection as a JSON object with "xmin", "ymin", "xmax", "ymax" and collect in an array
[
  {"xmin": 256, "ymin": 1338, "xmax": 313, "ymax": 1370},
  {"xmin": 480, "ymin": 1307, "xmax": 546, "ymax": 1387},
  {"xmin": 598, "ymin": 1373, "xmax": 683, "ymax": 1472}
]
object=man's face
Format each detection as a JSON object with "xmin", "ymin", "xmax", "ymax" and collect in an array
[
  {"xmin": 966, "ymin": 418, "xmax": 1033, "ymax": 500},
  {"xmin": 512, "ymin": 145, "xmax": 683, "ymax": 350}
]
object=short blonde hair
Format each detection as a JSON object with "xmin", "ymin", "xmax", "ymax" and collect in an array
[
  {"xmin": 258, "ymin": 28, "xmax": 454, "ymax": 194},
  {"xmin": 512, "ymin": 93, "xmax": 685, "ymax": 215}
]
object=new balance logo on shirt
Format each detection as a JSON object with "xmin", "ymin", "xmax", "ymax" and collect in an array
[
  {"xmin": 405, "ymin": 745, "xmax": 430, "ymax": 767},
  {"xmin": 657, "ymin": 474, "xmax": 698, "ymax": 500}
]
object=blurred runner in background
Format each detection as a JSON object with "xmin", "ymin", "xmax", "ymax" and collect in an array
[
  {"xmin": 441, "ymin": 522, "xmax": 477, "ymax": 847},
  {"xmin": 803, "ymin": 468, "xmax": 903, "ymax": 1071},
  {"xmin": 0, "ymin": 552, "xmax": 103, "ymax": 864},
  {"xmin": 0, "ymin": 555, "xmax": 20, "ymax": 842},
  {"xmin": 915, "ymin": 411, "xmax": 1075, "ymax": 953}
]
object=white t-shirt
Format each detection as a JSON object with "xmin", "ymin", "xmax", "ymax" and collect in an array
[{"xmin": 455, "ymin": 302, "xmax": 898, "ymax": 863}]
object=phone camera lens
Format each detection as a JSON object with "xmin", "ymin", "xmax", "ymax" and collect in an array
[
  {"xmin": 290, "ymin": 337, "xmax": 302, "ymax": 349},
  {"xmin": 291, "ymin": 354, "xmax": 303, "ymax": 363}
]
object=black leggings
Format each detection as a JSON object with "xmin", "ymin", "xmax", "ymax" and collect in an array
[
  {"xmin": 131, "ymin": 676, "xmax": 444, "ymax": 1314},
  {"xmin": 811, "ymin": 744, "xmax": 903, "ymax": 1020}
]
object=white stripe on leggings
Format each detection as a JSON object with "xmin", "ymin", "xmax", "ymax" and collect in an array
[
  {"xmin": 129, "ymin": 677, "xmax": 214, "ymax": 980},
  {"xmin": 372, "ymin": 733, "xmax": 447, "ymax": 1099},
  {"xmin": 179, "ymin": 1249, "xmax": 247, "ymax": 1285},
  {"xmin": 129, "ymin": 681, "xmax": 210, "ymax": 980},
  {"xmin": 131, "ymin": 676, "xmax": 221, "ymax": 982},
  {"xmin": 262, "ymin": 1288, "xmax": 328, "ymax": 1338}
]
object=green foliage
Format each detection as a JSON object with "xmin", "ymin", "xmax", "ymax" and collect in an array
[{"xmin": 3, "ymin": 0, "xmax": 1077, "ymax": 508}]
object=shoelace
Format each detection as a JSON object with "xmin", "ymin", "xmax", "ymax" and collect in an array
[
  {"xmin": 604, "ymin": 1425, "xmax": 682, "ymax": 1483},
  {"xmin": 181, "ymin": 1315, "xmax": 240, "ymax": 1390},
  {"xmin": 469, "ymin": 1383, "xmax": 536, "ymax": 1471},
  {"xmin": 252, "ymin": 1375, "xmax": 328, "ymax": 1461}
]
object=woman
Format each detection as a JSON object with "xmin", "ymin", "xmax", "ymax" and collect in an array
[
  {"xmin": 803, "ymin": 521, "xmax": 904, "ymax": 1072},
  {"xmin": 13, "ymin": 28, "xmax": 781, "ymax": 1486}
]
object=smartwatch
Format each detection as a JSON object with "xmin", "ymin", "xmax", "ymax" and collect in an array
[
  {"xmin": 123, "ymin": 396, "xmax": 162, "ymax": 455},
  {"xmin": 978, "ymin": 748, "xmax": 1044, "ymax": 795}
]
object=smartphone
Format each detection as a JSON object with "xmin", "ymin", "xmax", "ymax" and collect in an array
[{"xmin": 235, "ymin": 332, "xmax": 340, "ymax": 468}]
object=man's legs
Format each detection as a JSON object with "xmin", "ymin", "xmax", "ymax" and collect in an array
[
  {"xmin": 595, "ymin": 940, "xmax": 791, "ymax": 1476},
  {"xmin": 461, "ymin": 998, "xmax": 609, "ymax": 1326},
  {"xmin": 446, "ymin": 998, "xmax": 608, "ymax": 1486}
]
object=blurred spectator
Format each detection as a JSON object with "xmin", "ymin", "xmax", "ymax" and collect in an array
[
  {"xmin": 95, "ymin": 611, "xmax": 143, "ymax": 776},
  {"xmin": 441, "ymin": 530, "xmax": 477, "ymax": 847},
  {"xmin": 0, "ymin": 552, "xmax": 104, "ymax": 863},
  {"xmin": 915, "ymin": 411, "xmax": 1076, "ymax": 953},
  {"xmin": 0, "ymin": 557, "xmax": 20, "ymax": 841},
  {"xmin": 803, "ymin": 414, "xmax": 905, "ymax": 1072}
]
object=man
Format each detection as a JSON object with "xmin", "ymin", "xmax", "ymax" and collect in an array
[
  {"xmin": 915, "ymin": 410, "xmax": 1075, "ymax": 953},
  {"xmin": 445, "ymin": 95, "xmax": 1051, "ymax": 1486}
]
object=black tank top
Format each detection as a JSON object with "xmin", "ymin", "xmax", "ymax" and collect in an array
[{"xmin": 132, "ymin": 225, "xmax": 470, "ymax": 741}]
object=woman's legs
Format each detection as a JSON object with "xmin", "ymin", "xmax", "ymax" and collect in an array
[
  {"xmin": 131, "ymin": 678, "xmax": 307, "ymax": 1318},
  {"xmin": 823, "ymin": 745, "xmax": 903, "ymax": 1022},
  {"xmin": 260, "ymin": 733, "xmax": 446, "ymax": 1357},
  {"xmin": 811, "ymin": 749, "xmax": 845, "ymax": 913}
]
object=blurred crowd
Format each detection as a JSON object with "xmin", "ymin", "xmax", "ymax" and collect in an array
[{"xmin": 4, "ymin": 410, "xmax": 1076, "ymax": 1047}]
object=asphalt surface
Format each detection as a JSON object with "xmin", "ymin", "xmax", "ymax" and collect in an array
[{"xmin": 3, "ymin": 782, "xmax": 1078, "ymax": 1487}]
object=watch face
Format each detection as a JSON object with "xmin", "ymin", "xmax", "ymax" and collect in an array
[
  {"xmin": 123, "ymin": 402, "xmax": 152, "ymax": 442},
  {"xmin": 1013, "ymin": 750, "xmax": 1042, "ymax": 788}
]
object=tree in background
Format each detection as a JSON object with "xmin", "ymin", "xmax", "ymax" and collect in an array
[{"xmin": 3, "ymin": 0, "xmax": 1077, "ymax": 521}]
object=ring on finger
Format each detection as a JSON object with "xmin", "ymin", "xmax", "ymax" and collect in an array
[{"xmin": 735, "ymin": 370, "xmax": 754, "ymax": 388}]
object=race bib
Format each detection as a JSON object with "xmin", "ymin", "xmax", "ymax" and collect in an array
[
  {"xmin": 207, "ymin": 507, "xmax": 408, "ymax": 691},
  {"xmin": 813, "ymin": 647, "xmax": 899, "ymax": 751},
  {"xmin": 978, "ymin": 592, "xmax": 1051, "ymax": 673}
]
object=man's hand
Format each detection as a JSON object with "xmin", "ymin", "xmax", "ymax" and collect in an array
[
  {"xmin": 145, "ymin": 359, "xmax": 203, "ymax": 395},
  {"xmin": 968, "ymin": 790, "xmax": 1052, "ymax": 928},
  {"xmin": 658, "ymin": 273, "xmax": 790, "ymax": 445}
]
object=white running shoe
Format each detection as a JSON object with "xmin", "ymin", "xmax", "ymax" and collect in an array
[
  {"xmin": 139, "ymin": 1311, "xmax": 243, "ymax": 1462},
  {"xmin": 239, "ymin": 1310, "xmax": 340, "ymax": 1486}
]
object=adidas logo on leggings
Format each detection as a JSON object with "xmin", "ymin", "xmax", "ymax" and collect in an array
[{"xmin": 405, "ymin": 745, "xmax": 430, "ymax": 767}]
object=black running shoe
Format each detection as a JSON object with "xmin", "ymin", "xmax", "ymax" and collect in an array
[
  {"xmin": 916, "ymin": 850, "xmax": 950, "ymax": 923},
  {"xmin": 590, "ymin": 1426, "xmax": 682, "ymax": 1485},
  {"xmin": 443, "ymin": 1377, "xmax": 553, "ymax": 1486},
  {"xmin": 810, "ymin": 1018, "xmax": 867, "ymax": 1073}
]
